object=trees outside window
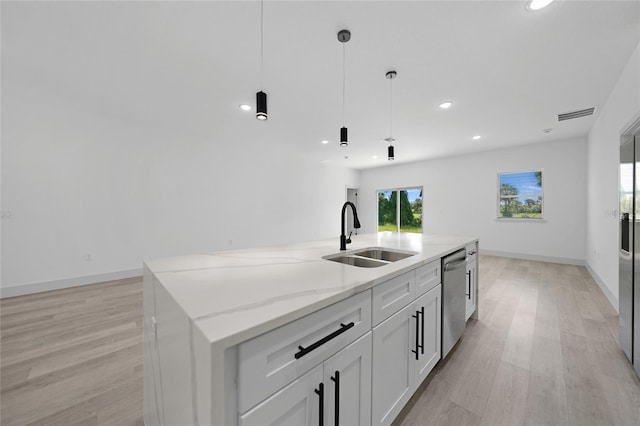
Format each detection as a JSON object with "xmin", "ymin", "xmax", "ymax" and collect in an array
[
  {"xmin": 378, "ymin": 187, "xmax": 422, "ymax": 233},
  {"xmin": 498, "ymin": 171, "xmax": 543, "ymax": 219}
]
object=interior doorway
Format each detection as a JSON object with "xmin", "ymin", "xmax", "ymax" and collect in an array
[{"xmin": 346, "ymin": 187, "xmax": 359, "ymax": 236}]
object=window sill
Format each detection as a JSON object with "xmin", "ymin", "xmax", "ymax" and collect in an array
[{"xmin": 495, "ymin": 218, "xmax": 547, "ymax": 223}]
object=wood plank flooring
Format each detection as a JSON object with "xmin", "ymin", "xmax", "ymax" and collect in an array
[
  {"xmin": 1, "ymin": 256, "xmax": 639, "ymax": 425},
  {"xmin": 1, "ymin": 277, "xmax": 144, "ymax": 426},
  {"xmin": 395, "ymin": 256, "xmax": 640, "ymax": 426}
]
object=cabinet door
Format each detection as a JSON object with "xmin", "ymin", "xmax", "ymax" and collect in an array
[
  {"xmin": 239, "ymin": 365, "xmax": 323, "ymax": 426},
  {"xmin": 324, "ymin": 332, "xmax": 372, "ymax": 426},
  {"xmin": 465, "ymin": 260, "xmax": 477, "ymax": 321},
  {"xmin": 415, "ymin": 284, "xmax": 441, "ymax": 386},
  {"xmin": 372, "ymin": 304, "xmax": 416, "ymax": 426}
]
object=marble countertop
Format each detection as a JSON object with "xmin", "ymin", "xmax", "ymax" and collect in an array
[{"xmin": 144, "ymin": 232, "xmax": 477, "ymax": 348}]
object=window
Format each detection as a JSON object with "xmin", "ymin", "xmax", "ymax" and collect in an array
[
  {"xmin": 498, "ymin": 171, "xmax": 543, "ymax": 219},
  {"xmin": 377, "ymin": 187, "xmax": 422, "ymax": 233}
]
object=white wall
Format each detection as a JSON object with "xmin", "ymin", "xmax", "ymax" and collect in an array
[
  {"xmin": 359, "ymin": 137, "xmax": 587, "ymax": 263},
  {"xmin": 586, "ymin": 41, "xmax": 640, "ymax": 309},
  {"xmin": 1, "ymin": 96, "xmax": 359, "ymax": 296}
]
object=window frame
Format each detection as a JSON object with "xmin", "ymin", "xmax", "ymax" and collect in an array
[
  {"xmin": 376, "ymin": 186, "xmax": 423, "ymax": 233},
  {"xmin": 496, "ymin": 170, "xmax": 544, "ymax": 220}
]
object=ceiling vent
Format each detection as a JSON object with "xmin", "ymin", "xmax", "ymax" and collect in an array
[{"xmin": 557, "ymin": 107, "xmax": 596, "ymax": 121}]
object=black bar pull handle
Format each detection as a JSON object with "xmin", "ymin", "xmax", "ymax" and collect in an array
[
  {"xmin": 420, "ymin": 306, "xmax": 425, "ymax": 355},
  {"xmin": 295, "ymin": 322, "xmax": 355, "ymax": 360},
  {"xmin": 411, "ymin": 311, "xmax": 420, "ymax": 360},
  {"xmin": 466, "ymin": 271, "xmax": 471, "ymax": 299},
  {"xmin": 315, "ymin": 383, "xmax": 324, "ymax": 426},
  {"xmin": 331, "ymin": 371, "xmax": 340, "ymax": 426}
]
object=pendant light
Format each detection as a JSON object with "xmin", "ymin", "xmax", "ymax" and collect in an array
[
  {"xmin": 256, "ymin": 0, "xmax": 267, "ymax": 120},
  {"xmin": 338, "ymin": 30, "xmax": 351, "ymax": 147},
  {"xmin": 385, "ymin": 70, "xmax": 397, "ymax": 160}
]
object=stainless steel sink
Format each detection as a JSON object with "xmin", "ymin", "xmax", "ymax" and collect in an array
[
  {"xmin": 324, "ymin": 255, "xmax": 387, "ymax": 268},
  {"xmin": 323, "ymin": 247, "xmax": 417, "ymax": 268},
  {"xmin": 353, "ymin": 248, "xmax": 416, "ymax": 262}
]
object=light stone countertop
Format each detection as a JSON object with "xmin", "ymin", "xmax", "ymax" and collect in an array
[{"xmin": 144, "ymin": 232, "xmax": 477, "ymax": 349}]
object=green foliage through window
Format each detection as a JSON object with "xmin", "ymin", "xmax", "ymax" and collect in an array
[
  {"xmin": 498, "ymin": 171, "xmax": 543, "ymax": 219},
  {"xmin": 378, "ymin": 188, "xmax": 422, "ymax": 233}
]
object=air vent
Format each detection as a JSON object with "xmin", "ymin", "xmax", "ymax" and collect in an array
[{"xmin": 558, "ymin": 107, "xmax": 596, "ymax": 121}]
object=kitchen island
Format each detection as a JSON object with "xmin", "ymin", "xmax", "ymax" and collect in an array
[{"xmin": 143, "ymin": 232, "xmax": 478, "ymax": 426}]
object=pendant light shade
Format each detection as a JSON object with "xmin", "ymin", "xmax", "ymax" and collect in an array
[
  {"xmin": 256, "ymin": 91, "xmax": 267, "ymax": 120},
  {"xmin": 338, "ymin": 29, "xmax": 351, "ymax": 147},
  {"xmin": 386, "ymin": 70, "xmax": 397, "ymax": 160},
  {"xmin": 340, "ymin": 127, "xmax": 348, "ymax": 147}
]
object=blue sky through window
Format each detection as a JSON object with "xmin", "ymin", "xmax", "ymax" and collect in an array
[{"xmin": 500, "ymin": 171, "xmax": 542, "ymax": 203}]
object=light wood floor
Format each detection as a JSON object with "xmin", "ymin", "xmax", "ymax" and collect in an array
[{"xmin": 1, "ymin": 256, "xmax": 639, "ymax": 426}]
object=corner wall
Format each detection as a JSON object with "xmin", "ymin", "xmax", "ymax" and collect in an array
[
  {"xmin": 586, "ymin": 41, "xmax": 640, "ymax": 310},
  {"xmin": 359, "ymin": 137, "xmax": 587, "ymax": 264},
  {"xmin": 1, "ymin": 97, "xmax": 359, "ymax": 296}
]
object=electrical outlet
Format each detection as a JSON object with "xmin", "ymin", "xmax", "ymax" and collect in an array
[
  {"xmin": 0, "ymin": 210, "xmax": 12, "ymax": 219},
  {"xmin": 84, "ymin": 253, "xmax": 94, "ymax": 261}
]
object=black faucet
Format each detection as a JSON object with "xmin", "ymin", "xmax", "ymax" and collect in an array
[{"xmin": 340, "ymin": 201, "xmax": 361, "ymax": 250}]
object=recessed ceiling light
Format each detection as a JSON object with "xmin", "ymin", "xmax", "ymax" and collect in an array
[
  {"xmin": 239, "ymin": 104, "xmax": 252, "ymax": 111},
  {"xmin": 438, "ymin": 101, "xmax": 453, "ymax": 109},
  {"xmin": 543, "ymin": 128, "xmax": 553, "ymax": 133},
  {"xmin": 321, "ymin": 140, "xmax": 329, "ymax": 144},
  {"xmin": 526, "ymin": 0, "xmax": 555, "ymax": 11},
  {"xmin": 472, "ymin": 135, "xmax": 481, "ymax": 140},
  {"xmin": 372, "ymin": 155, "xmax": 378, "ymax": 159}
]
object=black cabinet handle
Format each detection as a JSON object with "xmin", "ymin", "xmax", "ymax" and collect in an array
[
  {"xmin": 295, "ymin": 322, "xmax": 355, "ymax": 359},
  {"xmin": 315, "ymin": 383, "xmax": 324, "ymax": 426},
  {"xmin": 466, "ymin": 271, "xmax": 471, "ymax": 299},
  {"xmin": 420, "ymin": 306, "xmax": 425, "ymax": 355},
  {"xmin": 411, "ymin": 310, "xmax": 420, "ymax": 360},
  {"xmin": 331, "ymin": 371, "xmax": 340, "ymax": 426}
]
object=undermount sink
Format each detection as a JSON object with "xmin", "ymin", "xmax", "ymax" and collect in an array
[
  {"xmin": 353, "ymin": 248, "xmax": 415, "ymax": 262},
  {"xmin": 323, "ymin": 247, "xmax": 417, "ymax": 268}
]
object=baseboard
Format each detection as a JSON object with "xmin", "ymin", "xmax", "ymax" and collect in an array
[
  {"xmin": 584, "ymin": 262, "xmax": 619, "ymax": 313},
  {"xmin": 0, "ymin": 268, "xmax": 142, "ymax": 299},
  {"xmin": 479, "ymin": 249, "xmax": 619, "ymax": 313},
  {"xmin": 479, "ymin": 249, "xmax": 585, "ymax": 266}
]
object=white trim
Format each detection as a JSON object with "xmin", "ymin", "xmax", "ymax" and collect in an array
[
  {"xmin": 495, "ymin": 218, "xmax": 548, "ymax": 223},
  {"xmin": 0, "ymin": 268, "xmax": 142, "ymax": 298},
  {"xmin": 480, "ymin": 249, "xmax": 583, "ymax": 266},
  {"xmin": 584, "ymin": 262, "xmax": 619, "ymax": 313}
]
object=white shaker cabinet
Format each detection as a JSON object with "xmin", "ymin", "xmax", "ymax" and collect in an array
[
  {"xmin": 323, "ymin": 332, "xmax": 372, "ymax": 426},
  {"xmin": 415, "ymin": 285, "xmax": 442, "ymax": 385},
  {"xmin": 371, "ymin": 303, "xmax": 416, "ymax": 426},
  {"xmin": 241, "ymin": 332, "xmax": 372, "ymax": 426},
  {"xmin": 465, "ymin": 243, "xmax": 478, "ymax": 321},
  {"xmin": 240, "ymin": 364, "xmax": 323, "ymax": 426},
  {"xmin": 372, "ymin": 284, "xmax": 442, "ymax": 426}
]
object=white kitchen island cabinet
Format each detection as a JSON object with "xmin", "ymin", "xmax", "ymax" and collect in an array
[
  {"xmin": 143, "ymin": 233, "xmax": 477, "ymax": 426},
  {"xmin": 372, "ymin": 284, "xmax": 441, "ymax": 426}
]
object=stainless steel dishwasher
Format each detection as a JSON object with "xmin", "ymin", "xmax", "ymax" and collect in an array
[{"xmin": 441, "ymin": 249, "xmax": 467, "ymax": 358}]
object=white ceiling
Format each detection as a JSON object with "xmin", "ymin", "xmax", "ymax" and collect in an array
[{"xmin": 2, "ymin": 1, "xmax": 639, "ymax": 169}]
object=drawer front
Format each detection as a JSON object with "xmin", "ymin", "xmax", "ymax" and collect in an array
[
  {"xmin": 237, "ymin": 290, "xmax": 372, "ymax": 414},
  {"xmin": 372, "ymin": 271, "xmax": 416, "ymax": 326},
  {"xmin": 415, "ymin": 259, "xmax": 441, "ymax": 297}
]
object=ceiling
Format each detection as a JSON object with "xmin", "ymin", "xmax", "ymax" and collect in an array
[{"xmin": 2, "ymin": 1, "xmax": 639, "ymax": 169}]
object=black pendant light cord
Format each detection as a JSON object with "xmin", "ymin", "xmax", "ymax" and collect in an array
[
  {"xmin": 389, "ymin": 74, "xmax": 393, "ymax": 139},
  {"xmin": 342, "ymin": 42, "xmax": 346, "ymax": 126},
  {"xmin": 260, "ymin": 0, "xmax": 264, "ymax": 90}
]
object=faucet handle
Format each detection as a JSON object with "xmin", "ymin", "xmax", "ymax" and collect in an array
[{"xmin": 346, "ymin": 231, "xmax": 353, "ymax": 244}]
